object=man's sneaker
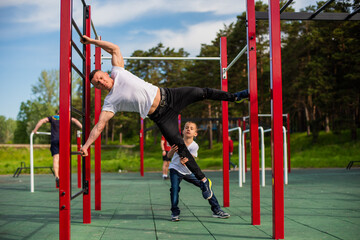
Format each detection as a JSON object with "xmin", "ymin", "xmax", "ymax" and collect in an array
[
  {"xmin": 213, "ymin": 210, "xmax": 230, "ymax": 219},
  {"xmin": 171, "ymin": 215, "xmax": 180, "ymax": 222},
  {"xmin": 200, "ymin": 178, "xmax": 213, "ymax": 200},
  {"xmin": 55, "ymin": 177, "xmax": 60, "ymax": 188},
  {"xmin": 234, "ymin": 89, "xmax": 249, "ymax": 103}
]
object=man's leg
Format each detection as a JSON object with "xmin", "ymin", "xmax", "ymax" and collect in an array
[{"xmin": 53, "ymin": 154, "xmax": 59, "ymax": 178}]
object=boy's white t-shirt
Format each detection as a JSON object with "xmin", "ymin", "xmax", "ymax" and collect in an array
[
  {"xmin": 169, "ymin": 141, "xmax": 199, "ymax": 175},
  {"xmin": 102, "ymin": 66, "xmax": 158, "ymax": 119}
]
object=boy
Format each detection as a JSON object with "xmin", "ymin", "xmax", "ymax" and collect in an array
[{"xmin": 168, "ymin": 121, "xmax": 230, "ymax": 221}]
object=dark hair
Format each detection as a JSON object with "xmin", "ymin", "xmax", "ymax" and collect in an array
[{"xmin": 89, "ymin": 69, "xmax": 101, "ymax": 82}]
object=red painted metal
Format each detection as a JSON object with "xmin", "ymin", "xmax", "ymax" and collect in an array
[
  {"xmin": 77, "ymin": 132, "xmax": 81, "ymax": 188},
  {"xmin": 242, "ymin": 118, "xmax": 247, "ymax": 172},
  {"xmin": 178, "ymin": 114, "xmax": 181, "ymax": 133},
  {"xmin": 140, "ymin": 118, "xmax": 144, "ymax": 176},
  {"xmin": 246, "ymin": 0, "xmax": 260, "ymax": 225},
  {"xmin": 59, "ymin": 0, "xmax": 72, "ymax": 238},
  {"xmin": 220, "ymin": 37, "xmax": 229, "ymax": 207},
  {"xmin": 287, "ymin": 113, "xmax": 291, "ymax": 173},
  {"xmin": 83, "ymin": 5, "xmax": 91, "ymax": 224},
  {"xmin": 269, "ymin": 0, "xmax": 284, "ymax": 238},
  {"xmin": 94, "ymin": 37, "xmax": 102, "ymax": 211}
]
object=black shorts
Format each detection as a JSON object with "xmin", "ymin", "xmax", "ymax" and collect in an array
[
  {"xmin": 50, "ymin": 140, "xmax": 59, "ymax": 156},
  {"xmin": 163, "ymin": 151, "xmax": 170, "ymax": 161}
]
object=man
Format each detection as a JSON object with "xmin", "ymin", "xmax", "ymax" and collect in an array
[
  {"xmin": 161, "ymin": 135, "xmax": 171, "ymax": 179},
  {"xmin": 79, "ymin": 35, "xmax": 249, "ymax": 199},
  {"xmin": 32, "ymin": 110, "xmax": 82, "ymax": 187}
]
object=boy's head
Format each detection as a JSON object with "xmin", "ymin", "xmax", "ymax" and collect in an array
[{"xmin": 183, "ymin": 121, "xmax": 198, "ymax": 139}]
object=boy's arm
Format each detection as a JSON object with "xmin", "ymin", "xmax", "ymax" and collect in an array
[
  {"xmin": 32, "ymin": 117, "xmax": 49, "ymax": 133},
  {"xmin": 81, "ymin": 36, "xmax": 124, "ymax": 67},
  {"xmin": 80, "ymin": 111, "xmax": 114, "ymax": 156}
]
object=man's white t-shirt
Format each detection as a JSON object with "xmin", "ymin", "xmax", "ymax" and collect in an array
[
  {"xmin": 169, "ymin": 141, "xmax": 199, "ymax": 175},
  {"xmin": 102, "ymin": 66, "xmax": 158, "ymax": 119}
]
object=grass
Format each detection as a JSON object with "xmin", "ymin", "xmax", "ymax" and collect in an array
[{"xmin": 1, "ymin": 129, "xmax": 359, "ymax": 175}]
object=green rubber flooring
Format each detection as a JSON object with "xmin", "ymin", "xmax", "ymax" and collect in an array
[{"xmin": 0, "ymin": 168, "xmax": 359, "ymax": 239}]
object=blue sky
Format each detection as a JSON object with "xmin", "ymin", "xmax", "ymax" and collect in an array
[{"xmin": 0, "ymin": 0, "xmax": 313, "ymax": 120}]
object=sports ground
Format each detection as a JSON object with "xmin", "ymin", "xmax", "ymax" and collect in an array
[{"xmin": 0, "ymin": 168, "xmax": 359, "ymax": 239}]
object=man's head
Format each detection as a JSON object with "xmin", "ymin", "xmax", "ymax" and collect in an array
[{"xmin": 89, "ymin": 69, "xmax": 114, "ymax": 91}]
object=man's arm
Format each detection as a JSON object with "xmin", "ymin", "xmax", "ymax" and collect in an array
[
  {"xmin": 32, "ymin": 117, "xmax": 49, "ymax": 133},
  {"xmin": 80, "ymin": 111, "xmax": 114, "ymax": 156},
  {"xmin": 71, "ymin": 117, "xmax": 82, "ymax": 129},
  {"xmin": 81, "ymin": 36, "xmax": 124, "ymax": 67}
]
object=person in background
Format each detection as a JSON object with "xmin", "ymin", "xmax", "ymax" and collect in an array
[
  {"xmin": 228, "ymin": 136, "xmax": 236, "ymax": 170},
  {"xmin": 32, "ymin": 110, "xmax": 82, "ymax": 187},
  {"xmin": 161, "ymin": 135, "xmax": 171, "ymax": 179}
]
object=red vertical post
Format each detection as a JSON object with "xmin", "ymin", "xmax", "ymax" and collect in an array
[
  {"xmin": 140, "ymin": 118, "xmax": 144, "ymax": 177},
  {"xmin": 77, "ymin": 131, "xmax": 81, "ymax": 188},
  {"xmin": 59, "ymin": 0, "xmax": 72, "ymax": 239},
  {"xmin": 287, "ymin": 113, "xmax": 291, "ymax": 173},
  {"xmin": 220, "ymin": 37, "xmax": 230, "ymax": 207},
  {"xmin": 94, "ymin": 36, "xmax": 102, "ymax": 211},
  {"xmin": 242, "ymin": 118, "xmax": 247, "ymax": 172},
  {"xmin": 83, "ymin": 4, "xmax": 91, "ymax": 224},
  {"xmin": 246, "ymin": 0, "xmax": 260, "ymax": 225},
  {"xmin": 269, "ymin": 0, "xmax": 284, "ymax": 238},
  {"xmin": 178, "ymin": 114, "xmax": 181, "ymax": 133}
]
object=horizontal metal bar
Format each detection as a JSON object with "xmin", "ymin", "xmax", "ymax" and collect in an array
[
  {"xmin": 71, "ymin": 189, "xmax": 86, "ymax": 200},
  {"xmin": 345, "ymin": 7, "xmax": 360, "ymax": 20},
  {"xmin": 255, "ymin": 11, "xmax": 360, "ymax": 21},
  {"xmin": 35, "ymin": 132, "xmax": 51, "ymax": 135},
  {"xmin": 71, "ymin": 63, "xmax": 85, "ymax": 79},
  {"xmin": 71, "ymin": 40, "xmax": 85, "ymax": 61},
  {"xmin": 71, "ymin": 106, "xmax": 86, "ymax": 117},
  {"xmin": 91, "ymin": 20, "xmax": 99, "ymax": 40},
  {"xmin": 102, "ymin": 56, "xmax": 220, "ymax": 61},
  {"xmin": 72, "ymin": 18, "xmax": 83, "ymax": 38},
  {"xmin": 225, "ymin": 45, "xmax": 247, "ymax": 73},
  {"xmin": 71, "ymin": 151, "xmax": 82, "ymax": 155}
]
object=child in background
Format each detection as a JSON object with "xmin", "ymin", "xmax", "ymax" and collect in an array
[{"xmin": 167, "ymin": 121, "xmax": 230, "ymax": 221}]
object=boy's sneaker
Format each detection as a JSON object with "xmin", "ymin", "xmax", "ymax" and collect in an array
[
  {"xmin": 200, "ymin": 178, "xmax": 213, "ymax": 200},
  {"xmin": 171, "ymin": 215, "xmax": 180, "ymax": 222},
  {"xmin": 213, "ymin": 210, "xmax": 230, "ymax": 219},
  {"xmin": 234, "ymin": 89, "xmax": 249, "ymax": 103}
]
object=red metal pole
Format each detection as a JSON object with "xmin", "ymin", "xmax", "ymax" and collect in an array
[
  {"xmin": 269, "ymin": 0, "xmax": 284, "ymax": 238},
  {"xmin": 94, "ymin": 36, "xmax": 102, "ymax": 211},
  {"xmin": 59, "ymin": 0, "xmax": 72, "ymax": 239},
  {"xmin": 77, "ymin": 131, "xmax": 81, "ymax": 188},
  {"xmin": 220, "ymin": 37, "xmax": 230, "ymax": 208},
  {"xmin": 246, "ymin": 0, "xmax": 260, "ymax": 225},
  {"xmin": 83, "ymin": 4, "xmax": 91, "ymax": 224},
  {"xmin": 140, "ymin": 118, "xmax": 144, "ymax": 177},
  {"xmin": 178, "ymin": 114, "xmax": 181, "ymax": 133},
  {"xmin": 242, "ymin": 118, "xmax": 247, "ymax": 172},
  {"xmin": 287, "ymin": 113, "xmax": 291, "ymax": 173}
]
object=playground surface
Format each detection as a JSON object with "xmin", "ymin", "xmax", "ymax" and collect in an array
[{"xmin": 0, "ymin": 168, "xmax": 359, "ymax": 240}]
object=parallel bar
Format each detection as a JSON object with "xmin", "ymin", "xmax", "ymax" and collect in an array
[
  {"xmin": 71, "ymin": 106, "xmax": 85, "ymax": 117},
  {"xmin": 280, "ymin": 0, "xmax": 294, "ymax": 13},
  {"xmin": 59, "ymin": 0, "xmax": 72, "ymax": 238},
  {"xmin": 71, "ymin": 63, "xmax": 86, "ymax": 79},
  {"xmin": 71, "ymin": 151, "xmax": 81, "ymax": 155},
  {"xmin": 140, "ymin": 118, "xmax": 144, "ymax": 177},
  {"xmin": 102, "ymin": 56, "xmax": 220, "ymax": 61},
  {"xmin": 225, "ymin": 45, "xmax": 247, "ymax": 73},
  {"xmin": 71, "ymin": 189, "xmax": 86, "ymax": 200},
  {"xmin": 71, "ymin": 40, "xmax": 85, "ymax": 61},
  {"xmin": 255, "ymin": 11, "xmax": 360, "ymax": 21},
  {"xmin": 269, "ymin": 0, "xmax": 285, "ymax": 238},
  {"xmin": 220, "ymin": 37, "xmax": 230, "ymax": 208},
  {"xmin": 247, "ymin": 0, "xmax": 260, "ymax": 226},
  {"xmin": 77, "ymin": 131, "xmax": 82, "ymax": 188},
  {"xmin": 71, "ymin": 18, "xmax": 82, "ymax": 38},
  {"xmin": 310, "ymin": 0, "xmax": 335, "ymax": 19},
  {"xmin": 287, "ymin": 113, "xmax": 291, "ymax": 173}
]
